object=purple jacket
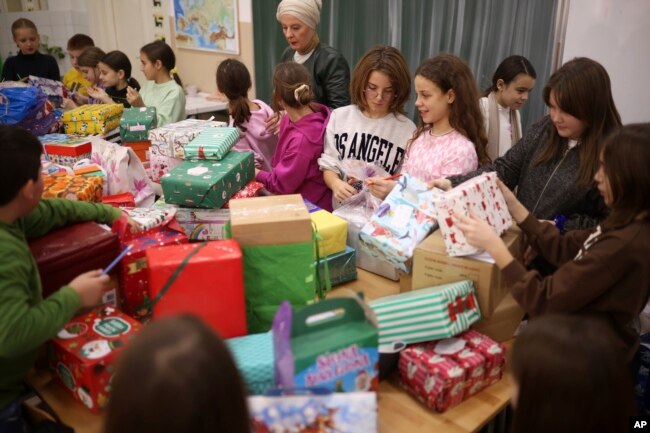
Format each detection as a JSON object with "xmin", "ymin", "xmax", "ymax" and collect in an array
[
  {"xmin": 257, "ymin": 103, "xmax": 333, "ymax": 211},
  {"xmin": 232, "ymin": 99, "xmax": 278, "ymax": 172}
]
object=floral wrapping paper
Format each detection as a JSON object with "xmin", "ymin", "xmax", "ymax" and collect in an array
[
  {"xmin": 183, "ymin": 127, "xmax": 240, "ymax": 160},
  {"xmin": 433, "ymin": 172, "xmax": 512, "ymax": 256},
  {"xmin": 119, "ymin": 107, "xmax": 157, "ymax": 142},
  {"xmin": 62, "ymin": 104, "xmax": 123, "ymax": 135},
  {"xmin": 147, "ymin": 118, "xmax": 227, "ymax": 159},
  {"xmin": 359, "ymin": 174, "xmax": 442, "ymax": 272},
  {"xmin": 42, "ymin": 172, "xmax": 103, "ymax": 202}
]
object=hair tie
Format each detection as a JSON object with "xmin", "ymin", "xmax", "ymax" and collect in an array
[
  {"xmin": 169, "ymin": 66, "xmax": 178, "ymax": 76},
  {"xmin": 294, "ymin": 84, "xmax": 309, "ymax": 103}
]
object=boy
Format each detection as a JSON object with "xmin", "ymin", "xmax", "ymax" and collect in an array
[
  {"xmin": 62, "ymin": 33, "xmax": 94, "ymax": 98},
  {"xmin": 0, "ymin": 125, "xmax": 131, "ymax": 431}
]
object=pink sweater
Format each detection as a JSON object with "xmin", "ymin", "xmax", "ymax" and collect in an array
[{"xmin": 231, "ymin": 99, "xmax": 278, "ymax": 172}]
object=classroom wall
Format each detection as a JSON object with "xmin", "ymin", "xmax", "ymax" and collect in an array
[{"xmin": 562, "ymin": 0, "xmax": 650, "ymax": 123}]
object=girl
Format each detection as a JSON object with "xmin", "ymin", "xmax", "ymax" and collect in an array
[
  {"xmin": 216, "ymin": 59, "xmax": 278, "ymax": 172},
  {"xmin": 126, "ymin": 41, "xmax": 186, "ymax": 127},
  {"xmin": 319, "ymin": 45, "xmax": 416, "ymax": 206},
  {"xmin": 105, "ymin": 315, "xmax": 250, "ymax": 433},
  {"xmin": 480, "ymin": 55, "xmax": 536, "ymax": 160},
  {"xmin": 86, "ymin": 50, "xmax": 141, "ymax": 108},
  {"xmin": 255, "ymin": 62, "xmax": 332, "ymax": 211},
  {"xmin": 434, "ymin": 57, "xmax": 621, "ymax": 232},
  {"xmin": 1, "ymin": 18, "xmax": 59, "ymax": 82},
  {"xmin": 61, "ymin": 47, "xmax": 106, "ymax": 109},
  {"xmin": 368, "ymin": 53, "xmax": 489, "ymax": 199},
  {"xmin": 456, "ymin": 123, "xmax": 650, "ymax": 366}
]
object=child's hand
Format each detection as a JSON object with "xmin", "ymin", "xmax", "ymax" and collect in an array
[
  {"xmin": 427, "ymin": 178, "xmax": 452, "ymax": 191},
  {"xmin": 454, "ymin": 214, "xmax": 501, "ymax": 250},
  {"xmin": 366, "ymin": 178, "xmax": 396, "ymax": 200},
  {"xmin": 121, "ymin": 212, "xmax": 144, "ymax": 233},
  {"xmin": 72, "ymin": 92, "xmax": 88, "ymax": 106},
  {"xmin": 68, "ymin": 269, "xmax": 110, "ymax": 308},
  {"xmin": 265, "ymin": 111, "xmax": 284, "ymax": 135},
  {"xmin": 126, "ymin": 86, "xmax": 144, "ymax": 107},
  {"xmin": 332, "ymin": 178, "xmax": 358, "ymax": 202},
  {"xmin": 87, "ymin": 86, "xmax": 110, "ymax": 103},
  {"xmin": 61, "ymin": 98, "xmax": 77, "ymax": 111}
]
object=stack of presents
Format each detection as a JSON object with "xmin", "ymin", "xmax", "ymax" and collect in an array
[{"xmin": 17, "ymin": 80, "xmax": 525, "ymax": 428}]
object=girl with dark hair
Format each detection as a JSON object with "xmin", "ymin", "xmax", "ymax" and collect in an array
[
  {"xmin": 126, "ymin": 40, "xmax": 185, "ymax": 126},
  {"xmin": 216, "ymin": 59, "xmax": 278, "ymax": 172},
  {"xmin": 255, "ymin": 62, "xmax": 332, "ymax": 210},
  {"xmin": 368, "ymin": 53, "xmax": 489, "ymax": 200},
  {"xmin": 105, "ymin": 315, "xmax": 250, "ymax": 433},
  {"xmin": 434, "ymin": 57, "xmax": 622, "ymax": 232},
  {"xmin": 1, "ymin": 18, "xmax": 59, "ymax": 81},
  {"xmin": 480, "ymin": 55, "xmax": 537, "ymax": 159},
  {"xmin": 456, "ymin": 123, "xmax": 650, "ymax": 366},
  {"xmin": 86, "ymin": 50, "xmax": 141, "ymax": 108},
  {"xmin": 511, "ymin": 314, "xmax": 634, "ymax": 433}
]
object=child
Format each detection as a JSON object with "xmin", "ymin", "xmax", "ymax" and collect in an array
[
  {"xmin": 105, "ymin": 315, "xmax": 250, "ymax": 433},
  {"xmin": 62, "ymin": 33, "xmax": 94, "ymax": 98},
  {"xmin": 1, "ymin": 18, "xmax": 60, "ymax": 82},
  {"xmin": 511, "ymin": 314, "xmax": 634, "ymax": 433},
  {"xmin": 87, "ymin": 50, "xmax": 141, "ymax": 108},
  {"xmin": 480, "ymin": 55, "xmax": 536, "ymax": 160},
  {"xmin": 126, "ymin": 41, "xmax": 186, "ymax": 127},
  {"xmin": 61, "ymin": 47, "xmax": 106, "ymax": 109},
  {"xmin": 368, "ymin": 53, "xmax": 489, "ymax": 199},
  {"xmin": 216, "ymin": 58, "xmax": 278, "ymax": 172},
  {"xmin": 433, "ymin": 57, "xmax": 622, "ymax": 232},
  {"xmin": 456, "ymin": 123, "xmax": 650, "ymax": 366},
  {"xmin": 319, "ymin": 45, "xmax": 416, "ymax": 206},
  {"xmin": 255, "ymin": 62, "xmax": 332, "ymax": 210},
  {"xmin": 0, "ymin": 125, "xmax": 137, "ymax": 430}
]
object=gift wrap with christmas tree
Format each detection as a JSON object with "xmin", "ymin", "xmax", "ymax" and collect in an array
[
  {"xmin": 48, "ymin": 307, "xmax": 142, "ymax": 413},
  {"xmin": 148, "ymin": 118, "xmax": 227, "ymax": 159},
  {"xmin": 42, "ymin": 172, "xmax": 103, "ymax": 202},
  {"xmin": 359, "ymin": 174, "xmax": 441, "ymax": 273},
  {"xmin": 41, "ymin": 136, "xmax": 92, "ymax": 167},
  {"xmin": 61, "ymin": 104, "xmax": 123, "ymax": 135},
  {"xmin": 119, "ymin": 106, "xmax": 157, "ymax": 142},
  {"xmin": 317, "ymin": 245, "xmax": 357, "ymax": 287},
  {"xmin": 161, "ymin": 151, "xmax": 254, "ymax": 209},
  {"xmin": 369, "ymin": 280, "xmax": 480, "ymax": 348},
  {"xmin": 398, "ymin": 329, "xmax": 506, "ymax": 412},
  {"xmin": 273, "ymin": 297, "xmax": 379, "ymax": 392},
  {"xmin": 226, "ymin": 332, "xmax": 274, "ymax": 395},
  {"xmin": 304, "ymin": 199, "xmax": 347, "ymax": 257},
  {"xmin": 183, "ymin": 127, "xmax": 240, "ymax": 160},
  {"xmin": 146, "ymin": 239, "xmax": 247, "ymax": 338},
  {"xmin": 228, "ymin": 195, "xmax": 315, "ymax": 333},
  {"xmin": 154, "ymin": 197, "xmax": 231, "ymax": 241}
]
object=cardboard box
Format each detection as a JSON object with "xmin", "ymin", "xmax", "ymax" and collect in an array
[
  {"xmin": 229, "ymin": 194, "xmax": 312, "ymax": 247},
  {"xmin": 470, "ymin": 292, "xmax": 525, "ymax": 342},
  {"xmin": 412, "ymin": 226, "xmax": 521, "ymax": 318}
]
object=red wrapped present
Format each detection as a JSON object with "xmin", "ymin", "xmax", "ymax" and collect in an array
[
  {"xmin": 460, "ymin": 329, "xmax": 506, "ymax": 386},
  {"xmin": 146, "ymin": 240, "xmax": 246, "ymax": 338},
  {"xmin": 102, "ymin": 192, "xmax": 136, "ymax": 208},
  {"xmin": 48, "ymin": 306, "xmax": 142, "ymax": 413},
  {"xmin": 222, "ymin": 181, "xmax": 265, "ymax": 208},
  {"xmin": 451, "ymin": 346, "xmax": 486, "ymax": 398}
]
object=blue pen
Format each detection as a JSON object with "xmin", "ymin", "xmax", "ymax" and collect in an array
[{"xmin": 102, "ymin": 245, "xmax": 133, "ymax": 275}]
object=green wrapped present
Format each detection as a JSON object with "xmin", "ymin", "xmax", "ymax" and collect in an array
[
  {"xmin": 317, "ymin": 245, "xmax": 357, "ymax": 287},
  {"xmin": 368, "ymin": 280, "xmax": 481, "ymax": 347},
  {"xmin": 161, "ymin": 151, "xmax": 254, "ymax": 209},
  {"xmin": 226, "ymin": 332, "xmax": 274, "ymax": 395},
  {"xmin": 119, "ymin": 107, "xmax": 157, "ymax": 142},
  {"xmin": 183, "ymin": 127, "xmax": 240, "ymax": 160}
]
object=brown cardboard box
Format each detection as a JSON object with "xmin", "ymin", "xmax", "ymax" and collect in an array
[
  {"xmin": 471, "ymin": 292, "xmax": 525, "ymax": 342},
  {"xmin": 412, "ymin": 226, "xmax": 521, "ymax": 318},
  {"xmin": 229, "ymin": 194, "xmax": 312, "ymax": 246}
]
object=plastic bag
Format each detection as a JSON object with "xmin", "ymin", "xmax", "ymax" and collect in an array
[
  {"xmin": 332, "ymin": 160, "xmax": 389, "ymax": 225},
  {"xmin": 0, "ymin": 86, "xmax": 41, "ymax": 125}
]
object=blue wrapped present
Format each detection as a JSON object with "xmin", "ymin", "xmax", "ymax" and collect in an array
[
  {"xmin": 317, "ymin": 245, "xmax": 357, "ymax": 287},
  {"xmin": 226, "ymin": 332, "xmax": 274, "ymax": 395}
]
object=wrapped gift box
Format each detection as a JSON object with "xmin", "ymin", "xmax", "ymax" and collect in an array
[
  {"xmin": 183, "ymin": 127, "xmax": 240, "ymax": 160},
  {"xmin": 359, "ymin": 174, "xmax": 442, "ymax": 273},
  {"xmin": 148, "ymin": 144, "xmax": 183, "ymax": 182},
  {"xmin": 433, "ymin": 172, "xmax": 512, "ymax": 256},
  {"xmin": 368, "ymin": 280, "xmax": 480, "ymax": 348},
  {"xmin": 154, "ymin": 198, "xmax": 230, "ymax": 241},
  {"xmin": 222, "ymin": 181, "xmax": 264, "ymax": 208},
  {"xmin": 42, "ymin": 137, "xmax": 92, "ymax": 168},
  {"xmin": 412, "ymin": 226, "xmax": 521, "ymax": 318},
  {"xmin": 101, "ymin": 192, "xmax": 136, "ymax": 208},
  {"xmin": 161, "ymin": 151, "xmax": 254, "ymax": 209},
  {"xmin": 226, "ymin": 332, "xmax": 274, "ymax": 395},
  {"xmin": 29, "ymin": 75, "xmax": 67, "ymax": 106},
  {"xmin": 48, "ymin": 307, "xmax": 142, "ymax": 413},
  {"xmin": 304, "ymin": 199, "xmax": 347, "ymax": 257},
  {"xmin": 146, "ymin": 240, "xmax": 247, "ymax": 338},
  {"xmin": 119, "ymin": 107, "xmax": 157, "ymax": 142},
  {"xmin": 317, "ymin": 245, "xmax": 357, "ymax": 287},
  {"xmin": 123, "ymin": 140, "xmax": 151, "ymax": 162},
  {"xmin": 119, "ymin": 226, "xmax": 188, "ymax": 320},
  {"xmin": 61, "ymin": 104, "xmax": 123, "ymax": 135},
  {"xmin": 460, "ymin": 330, "xmax": 506, "ymax": 387},
  {"xmin": 249, "ymin": 392, "xmax": 377, "ymax": 433},
  {"xmin": 148, "ymin": 118, "xmax": 227, "ymax": 159},
  {"xmin": 348, "ymin": 219, "xmax": 399, "ymax": 280},
  {"xmin": 42, "ymin": 172, "xmax": 103, "ymax": 202},
  {"xmin": 120, "ymin": 207, "xmax": 177, "ymax": 232}
]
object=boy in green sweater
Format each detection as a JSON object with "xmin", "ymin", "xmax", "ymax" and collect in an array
[{"xmin": 0, "ymin": 125, "xmax": 134, "ymax": 431}]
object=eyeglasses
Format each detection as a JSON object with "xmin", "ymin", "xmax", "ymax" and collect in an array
[{"xmin": 364, "ymin": 87, "xmax": 395, "ymax": 100}]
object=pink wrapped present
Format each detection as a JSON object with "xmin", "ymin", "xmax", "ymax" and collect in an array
[{"xmin": 434, "ymin": 172, "xmax": 512, "ymax": 256}]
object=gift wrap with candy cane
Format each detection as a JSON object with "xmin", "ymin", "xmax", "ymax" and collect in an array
[
  {"xmin": 61, "ymin": 104, "xmax": 123, "ymax": 135},
  {"xmin": 148, "ymin": 118, "xmax": 227, "ymax": 159},
  {"xmin": 42, "ymin": 172, "xmax": 103, "ymax": 202},
  {"xmin": 433, "ymin": 172, "xmax": 512, "ymax": 256},
  {"xmin": 359, "ymin": 174, "xmax": 442, "ymax": 272},
  {"xmin": 48, "ymin": 307, "xmax": 142, "ymax": 413},
  {"xmin": 182, "ymin": 127, "xmax": 240, "ymax": 160}
]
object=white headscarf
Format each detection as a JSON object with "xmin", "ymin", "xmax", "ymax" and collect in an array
[{"xmin": 276, "ymin": 0, "xmax": 322, "ymax": 29}]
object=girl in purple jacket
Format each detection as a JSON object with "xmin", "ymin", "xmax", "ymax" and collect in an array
[{"xmin": 256, "ymin": 62, "xmax": 333, "ymax": 211}]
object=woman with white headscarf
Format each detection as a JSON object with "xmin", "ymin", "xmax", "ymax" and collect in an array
[{"xmin": 276, "ymin": 0, "xmax": 351, "ymax": 109}]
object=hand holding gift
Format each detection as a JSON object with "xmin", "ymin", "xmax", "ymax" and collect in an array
[
  {"xmin": 68, "ymin": 269, "xmax": 111, "ymax": 307},
  {"xmin": 454, "ymin": 213, "xmax": 502, "ymax": 251}
]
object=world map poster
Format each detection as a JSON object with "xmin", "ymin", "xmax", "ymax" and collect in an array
[{"xmin": 173, "ymin": 0, "xmax": 239, "ymax": 54}]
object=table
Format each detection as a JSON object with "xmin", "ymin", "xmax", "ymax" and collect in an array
[
  {"xmin": 27, "ymin": 269, "xmax": 514, "ymax": 433},
  {"xmin": 184, "ymin": 92, "xmax": 228, "ymax": 118}
]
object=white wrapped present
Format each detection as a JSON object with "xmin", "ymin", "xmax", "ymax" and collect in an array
[{"xmin": 148, "ymin": 118, "xmax": 227, "ymax": 159}]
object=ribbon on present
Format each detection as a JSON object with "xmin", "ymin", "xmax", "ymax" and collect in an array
[
  {"xmin": 447, "ymin": 294, "xmax": 478, "ymax": 323},
  {"xmin": 312, "ymin": 222, "xmax": 331, "ymax": 301}
]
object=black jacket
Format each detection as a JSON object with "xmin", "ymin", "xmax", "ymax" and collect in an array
[{"xmin": 1, "ymin": 51, "xmax": 60, "ymax": 82}]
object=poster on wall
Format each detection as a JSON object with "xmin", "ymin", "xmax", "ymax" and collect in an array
[{"xmin": 173, "ymin": 0, "xmax": 240, "ymax": 54}]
